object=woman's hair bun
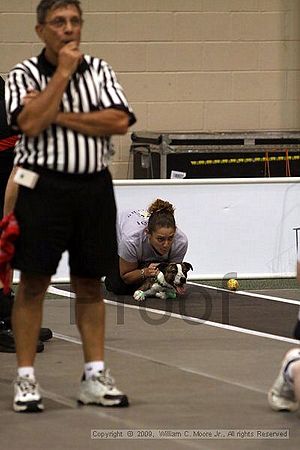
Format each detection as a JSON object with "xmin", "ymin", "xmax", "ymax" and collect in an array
[{"xmin": 148, "ymin": 198, "xmax": 175, "ymax": 216}]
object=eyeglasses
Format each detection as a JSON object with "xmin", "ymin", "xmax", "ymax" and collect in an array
[{"xmin": 42, "ymin": 17, "xmax": 83, "ymax": 29}]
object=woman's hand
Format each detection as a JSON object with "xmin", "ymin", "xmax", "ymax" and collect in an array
[
  {"xmin": 145, "ymin": 263, "xmax": 159, "ymax": 278},
  {"xmin": 119, "ymin": 258, "xmax": 159, "ymax": 284}
]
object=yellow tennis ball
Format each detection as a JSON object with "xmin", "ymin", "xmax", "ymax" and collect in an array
[{"xmin": 227, "ymin": 278, "xmax": 239, "ymax": 291}]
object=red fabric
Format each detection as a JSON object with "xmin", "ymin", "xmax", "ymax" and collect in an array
[
  {"xmin": 0, "ymin": 212, "xmax": 20, "ymax": 294},
  {"xmin": 0, "ymin": 135, "xmax": 19, "ymax": 152}
]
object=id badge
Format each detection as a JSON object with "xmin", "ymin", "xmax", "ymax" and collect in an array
[{"xmin": 13, "ymin": 167, "xmax": 39, "ymax": 189}]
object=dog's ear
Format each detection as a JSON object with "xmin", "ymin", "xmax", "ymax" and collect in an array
[
  {"xmin": 182, "ymin": 262, "xmax": 193, "ymax": 272},
  {"xmin": 156, "ymin": 262, "xmax": 169, "ymax": 273}
]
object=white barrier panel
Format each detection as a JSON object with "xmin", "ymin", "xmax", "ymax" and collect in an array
[{"xmin": 36, "ymin": 177, "xmax": 300, "ymax": 282}]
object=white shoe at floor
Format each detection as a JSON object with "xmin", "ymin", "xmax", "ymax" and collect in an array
[
  {"xmin": 13, "ymin": 376, "xmax": 44, "ymax": 413},
  {"xmin": 268, "ymin": 348, "xmax": 300, "ymax": 412},
  {"xmin": 78, "ymin": 369, "xmax": 129, "ymax": 407}
]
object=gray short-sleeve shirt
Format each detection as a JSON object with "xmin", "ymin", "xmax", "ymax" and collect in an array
[{"xmin": 117, "ymin": 209, "xmax": 188, "ymax": 265}]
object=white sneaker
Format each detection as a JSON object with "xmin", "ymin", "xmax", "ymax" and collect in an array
[
  {"xmin": 78, "ymin": 369, "xmax": 129, "ymax": 407},
  {"xmin": 268, "ymin": 348, "xmax": 300, "ymax": 412},
  {"xmin": 13, "ymin": 376, "xmax": 44, "ymax": 412}
]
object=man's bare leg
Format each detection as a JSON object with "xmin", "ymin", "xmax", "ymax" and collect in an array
[
  {"xmin": 73, "ymin": 276, "xmax": 128, "ymax": 407},
  {"xmin": 12, "ymin": 272, "xmax": 50, "ymax": 367},
  {"xmin": 71, "ymin": 276, "xmax": 104, "ymax": 362}
]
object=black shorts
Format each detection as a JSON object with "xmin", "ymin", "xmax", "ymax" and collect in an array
[{"xmin": 13, "ymin": 167, "xmax": 118, "ymax": 278}]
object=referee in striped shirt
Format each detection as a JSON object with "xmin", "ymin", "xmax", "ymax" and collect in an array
[{"xmin": 5, "ymin": 0, "xmax": 136, "ymax": 413}]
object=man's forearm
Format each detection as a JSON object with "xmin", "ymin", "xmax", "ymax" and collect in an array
[
  {"xmin": 17, "ymin": 70, "xmax": 70, "ymax": 137},
  {"xmin": 3, "ymin": 167, "xmax": 18, "ymax": 216},
  {"xmin": 55, "ymin": 109, "xmax": 130, "ymax": 137}
]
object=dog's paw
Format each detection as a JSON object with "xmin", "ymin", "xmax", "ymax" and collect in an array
[
  {"xmin": 166, "ymin": 290, "xmax": 177, "ymax": 300},
  {"xmin": 133, "ymin": 290, "xmax": 145, "ymax": 302},
  {"xmin": 156, "ymin": 292, "xmax": 167, "ymax": 300}
]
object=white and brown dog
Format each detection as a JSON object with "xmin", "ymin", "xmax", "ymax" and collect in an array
[{"xmin": 133, "ymin": 262, "xmax": 193, "ymax": 302}]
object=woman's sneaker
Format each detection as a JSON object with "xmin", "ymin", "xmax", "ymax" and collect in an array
[
  {"xmin": 13, "ymin": 376, "xmax": 44, "ymax": 412},
  {"xmin": 0, "ymin": 328, "xmax": 44, "ymax": 353},
  {"xmin": 268, "ymin": 348, "xmax": 300, "ymax": 412},
  {"xmin": 39, "ymin": 327, "xmax": 53, "ymax": 342},
  {"xmin": 2, "ymin": 317, "xmax": 53, "ymax": 343},
  {"xmin": 78, "ymin": 369, "xmax": 129, "ymax": 407}
]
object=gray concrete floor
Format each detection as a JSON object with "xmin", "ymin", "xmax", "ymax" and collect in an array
[{"xmin": 1, "ymin": 285, "xmax": 300, "ymax": 450}]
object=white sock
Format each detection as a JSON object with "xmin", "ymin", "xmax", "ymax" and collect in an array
[
  {"xmin": 18, "ymin": 366, "xmax": 35, "ymax": 380},
  {"xmin": 84, "ymin": 361, "xmax": 105, "ymax": 380}
]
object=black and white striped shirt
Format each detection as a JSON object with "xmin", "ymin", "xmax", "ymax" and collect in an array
[{"xmin": 5, "ymin": 49, "xmax": 136, "ymax": 174}]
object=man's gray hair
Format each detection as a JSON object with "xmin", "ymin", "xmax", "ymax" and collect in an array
[{"xmin": 37, "ymin": 0, "xmax": 82, "ymax": 24}]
